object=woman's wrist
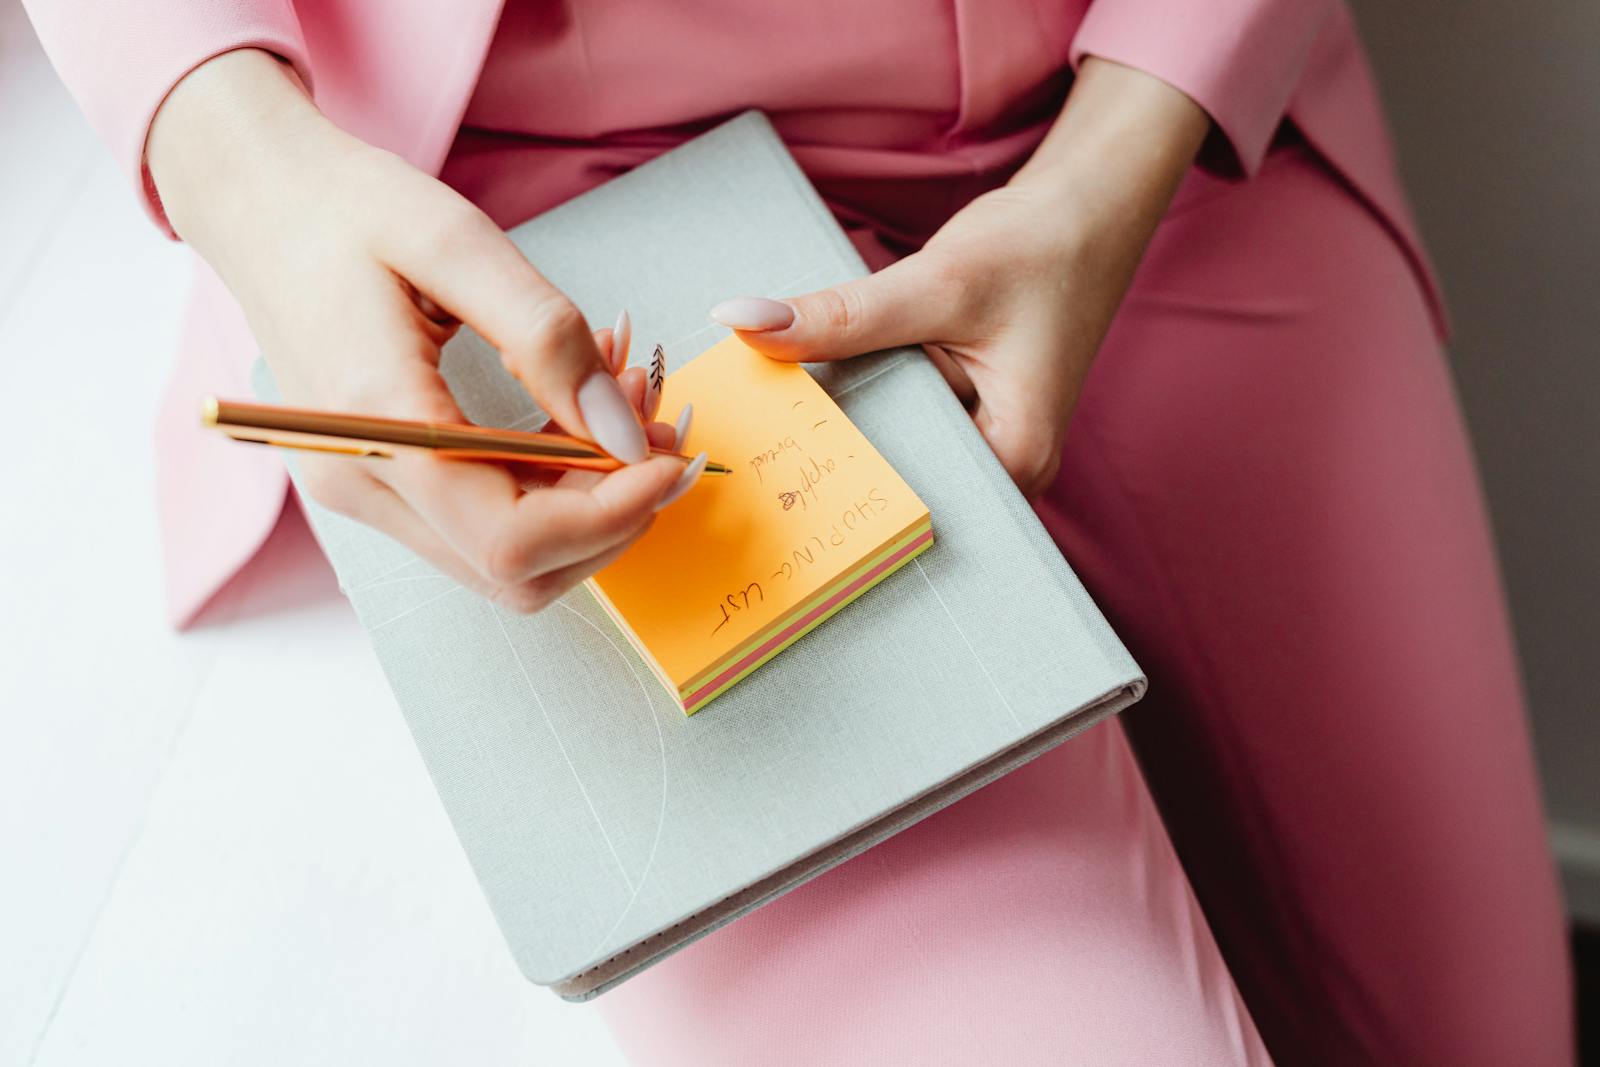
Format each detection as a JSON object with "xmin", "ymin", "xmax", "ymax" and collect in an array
[
  {"xmin": 1009, "ymin": 57, "xmax": 1210, "ymax": 273},
  {"xmin": 146, "ymin": 48, "xmax": 329, "ymax": 260}
]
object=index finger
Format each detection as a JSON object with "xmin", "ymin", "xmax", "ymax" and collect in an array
[{"xmin": 376, "ymin": 185, "xmax": 647, "ymax": 465}]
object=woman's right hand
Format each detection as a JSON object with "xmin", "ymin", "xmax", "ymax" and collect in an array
[{"xmin": 148, "ymin": 49, "xmax": 696, "ymax": 613}]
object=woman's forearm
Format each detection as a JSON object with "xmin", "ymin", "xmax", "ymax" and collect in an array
[
  {"xmin": 1010, "ymin": 56, "xmax": 1211, "ymax": 283},
  {"xmin": 146, "ymin": 48, "xmax": 335, "ymax": 270}
]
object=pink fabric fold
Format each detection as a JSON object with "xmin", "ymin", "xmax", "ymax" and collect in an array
[
  {"xmin": 1070, "ymin": 0, "xmax": 1335, "ymax": 175},
  {"xmin": 155, "ymin": 262, "xmax": 289, "ymax": 627}
]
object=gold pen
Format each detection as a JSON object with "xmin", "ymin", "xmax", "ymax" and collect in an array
[{"xmin": 202, "ymin": 397, "xmax": 732, "ymax": 475}]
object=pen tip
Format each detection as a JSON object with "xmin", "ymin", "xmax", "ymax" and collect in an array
[{"xmin": 705, "ymin": 461, "xmax": 733, "ymax": 475}]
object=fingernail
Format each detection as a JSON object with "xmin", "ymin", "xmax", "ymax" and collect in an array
[
  {"xmin": 611, "ymin": 309, "xmax": 631, "ymax": 374},
  {"xmin": 672, "ymin": 403, "xmax": 693, "ymax": 451},
  {"xmin": 577, "ymin": 370, "xmax": 648, "ymax": 464},
  {"xmin": 645, "ymin": 343, "xmax": 665, "ymax": 422},
  {"xmin": 656, "ymin": 452, "xmax": 708, "ymax": 511},
  {"xmin": 709, "ymin": 297, "xmax": 794, "ymax": 332}
]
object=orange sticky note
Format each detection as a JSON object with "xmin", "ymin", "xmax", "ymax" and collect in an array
[{"xmin": 588, "ymin": 336, "xmax": 933, "ymax": 714}]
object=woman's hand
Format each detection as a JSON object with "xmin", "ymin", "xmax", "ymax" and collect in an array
[
  {"xmin": 712, "ymin": 58, "xmax": 1210, "ymax": 498},
  {"xmin": 149, "ymin": 49, "xmax": 699, "ymax": 612}
]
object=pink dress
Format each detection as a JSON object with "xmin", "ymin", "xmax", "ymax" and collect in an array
[{"xmin": 22, "ymin": 0, "xmax": 1573, "ymax": 1062}]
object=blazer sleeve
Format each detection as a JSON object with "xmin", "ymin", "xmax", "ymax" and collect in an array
[
  {"xmin": 1069, "ymin": 0, "xmax": 1334, "ymax": 175},
  {"xmin": 20, "ymin": 0, "xmax": 314, "ymax": 235}
]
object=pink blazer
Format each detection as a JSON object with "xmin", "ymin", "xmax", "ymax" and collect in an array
[{"xmin": 23, "ymin": 0, "xmax": 1443, "ymax": 626}]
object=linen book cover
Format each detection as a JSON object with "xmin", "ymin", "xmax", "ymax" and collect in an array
[
  {"xmin": 587, "ymin": 335, "xmax": 932, "ymax": 714},
  {"xmin": 254, "ymin": 112, "xmax": 1145, "ymax": 999}
]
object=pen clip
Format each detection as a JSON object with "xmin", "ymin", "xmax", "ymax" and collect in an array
[{"xmin": 226, "ymin": 433, "xmax": 393, "ymax": 459}]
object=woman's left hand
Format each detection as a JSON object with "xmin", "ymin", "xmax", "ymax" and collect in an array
[
  {"xmin": 710, "ymin": 183, "xmax": 1119, "ymax": 498},
  {"xmin": 713, "ymin": 58, "xmax": 1211, "ymax": 498}
]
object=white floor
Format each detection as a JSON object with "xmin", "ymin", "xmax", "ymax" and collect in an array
[{"xmin": 0, "ymin": 6, "xmax": 627, "ymax": 1064}]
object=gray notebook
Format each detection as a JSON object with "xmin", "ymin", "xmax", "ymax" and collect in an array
[{"xmin": 254, "ymin": 112, "xmax": 1145, "ymax": 1000}]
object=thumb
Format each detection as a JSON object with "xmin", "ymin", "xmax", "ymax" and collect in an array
[
  {"xmin": 381, "ymin": 193, "xmax": 648, "ymax": 464},
  {"xmin": 709, "ymin": 256, "xmax": 947, "ymax": 362}
]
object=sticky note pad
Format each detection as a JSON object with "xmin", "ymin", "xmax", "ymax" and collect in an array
[{"xmin": 587, "ymin": 336, "xmax": 933, "ymax": 714}]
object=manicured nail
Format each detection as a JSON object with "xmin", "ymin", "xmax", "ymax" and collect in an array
[
  {"xmin": 656, "ymin": 452, "xmax": 708, "ymax": 511},
  {"xmin": 709, "ymin": 297, "xmax": 794, "ymax": 332},
  {"xmin": 672, "ymin": 403, "xmax": 693, "ymax": 451},
  {"xmin": 645, "ymin": 343, "xmax": 665, "ymax": 422},
  {"xmin": 577, "ymin": 370, "xmax": 647, "ymax": 464},
  {"xmin": 610, "ymin": 309, "xmax": 631, "ymax": 375}
]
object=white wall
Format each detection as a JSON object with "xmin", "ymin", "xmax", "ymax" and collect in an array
[{"xmin": 1349, "ymin": 0, "xmax": 1600, "ymax": 921}]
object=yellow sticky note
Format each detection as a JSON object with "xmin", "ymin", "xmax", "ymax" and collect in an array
[{"xmin": 588, "ymin": 336, "xmax": 933, "ymax": 714}]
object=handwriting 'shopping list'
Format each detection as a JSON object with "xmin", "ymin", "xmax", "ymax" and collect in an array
[{"xmin": 587, "ymin": 336, "xmax": 933, "ymax": 714}]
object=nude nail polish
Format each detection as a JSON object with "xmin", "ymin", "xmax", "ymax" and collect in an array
[
  {"xmin": 645, "ymin": 343, "xmax": 665, "ymax": 422},
  {"xmin": 672, "ymin": 403, "xmax": 693, "ymax": 451},
  {"xmin": 576, "ymin": 370, "xmax": 647, "ymax": 464},
  {"xmin": 709, "ymin": 297, "xmax": 794, "ymax": 332},
  {"xmin": 656, "ymin": 452, "xmax": 708, "ymax": 511},
  {"xmin": 611, "ymin": 309, "xmax": 632, "ymax": 374}
]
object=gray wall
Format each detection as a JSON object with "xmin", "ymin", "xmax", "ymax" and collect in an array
[{"xmin": 1349, "ymin": 0, "xmax": 1600, "ymax": 919}]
